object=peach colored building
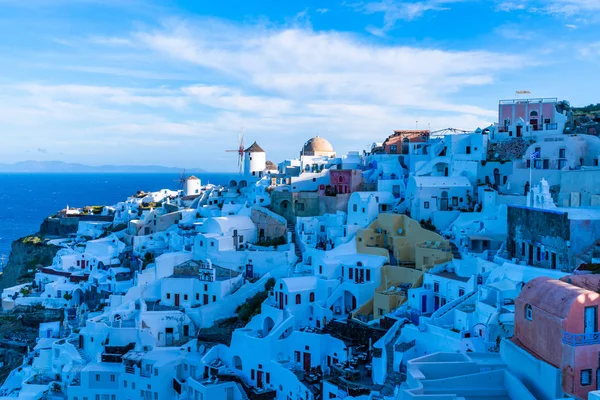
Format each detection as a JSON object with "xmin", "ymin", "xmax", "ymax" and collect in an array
[{"xmin": 514, "ymin": 276, "xmax": 600, "ymax": 399}]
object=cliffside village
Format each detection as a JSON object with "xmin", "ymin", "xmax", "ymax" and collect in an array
[{"xmin": 2, "ymin": 97, "xmax": 600, "ymax": 400}]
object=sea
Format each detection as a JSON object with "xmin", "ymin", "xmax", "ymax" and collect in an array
[{"xmin": 0, "ymin": 173, "xmax": 237, "ymax": 268}]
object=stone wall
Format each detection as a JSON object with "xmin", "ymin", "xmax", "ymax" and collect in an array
[
  {"xmin": 250, "ymin": 207, "xmax": 287, "ymax": 242},
  {"xmin": 507, "ymin": 206, "xmax": 570, "ymax": 270}
]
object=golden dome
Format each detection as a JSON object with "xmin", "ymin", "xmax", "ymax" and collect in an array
[{"xmin": 302, "ymin": 136, "xmax": 334, "ymax": 155}]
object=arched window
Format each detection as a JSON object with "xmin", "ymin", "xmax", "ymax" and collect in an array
[
  {"xmin": 525, "ymin": 304, "xmax": 533, "ymax": 320},
  {"xmin": 295, "ymin": 294, "xmax": 301, "ymax": 305},
  {"xmin": 357, "ymin": 261, "xmax": 363, "ymax": 267},
  {"xmin": 530, "ymin": 111, "xmax": 538, "ymax": 117},
  {"xmin": 353, "ymin": 204, "xmax": 357, "ymax": 212},
  {"xmin": 310, "ymin": 292, "xmax": 315, "ymax": 302}
]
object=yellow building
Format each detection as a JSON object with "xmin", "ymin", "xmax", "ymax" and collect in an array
[
  {"xmin": 354, "ymin": 214, "xmax": 452, "ymax": 321},
  {"xmin": 356, "ymin": 213, "xmax": 452, "ymax": 270}
]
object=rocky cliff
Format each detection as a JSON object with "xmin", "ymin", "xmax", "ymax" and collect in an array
[{"xmin": 0, "ymin": 236, "xmax": 60, "ymax": 290}]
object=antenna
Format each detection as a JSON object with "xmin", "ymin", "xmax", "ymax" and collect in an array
[{"xmin": 225, "ymin": 128, "xmax": 245, "ymax": 174}]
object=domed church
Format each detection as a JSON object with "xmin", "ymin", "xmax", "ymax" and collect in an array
[{"xmin": 301, "ymin": 136, "xmax": 336, "ymax": 158}]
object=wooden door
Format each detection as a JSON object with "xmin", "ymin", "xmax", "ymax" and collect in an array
[
  {"xmin": 175, "ymin": 293, "xmax": 180, "ymax": 307},
  {"xmin": 303, "ymin": 352, "xmax": 311, "ymax": 371},
  {"xmin": 257, "ymin": 370, "xmax": 263, "ymax": 389},
  {"xmin": 203, "ymin": 294, "xmax": 208, "ymax": 305},
  {"xmin": 585, "ymin": 306, "xmax": 597, "ymax": 334}
]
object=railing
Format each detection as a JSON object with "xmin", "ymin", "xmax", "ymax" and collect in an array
[
  {"xmin": 562, "ymin": 331, "xmax": 600, "ymax": 346},
  {"xmin": 499, "ymin": 98, "xmax": 557, "ymax": 105}
]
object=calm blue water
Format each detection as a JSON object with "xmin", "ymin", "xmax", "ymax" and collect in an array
[{"xmin": 0, "ymin": 173, "xmax": 236, "ymax": 262}]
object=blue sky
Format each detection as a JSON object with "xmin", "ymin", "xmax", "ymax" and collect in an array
[{"xmin": 1, "ymin": 0, "xmax": 599, "ymax": 171}]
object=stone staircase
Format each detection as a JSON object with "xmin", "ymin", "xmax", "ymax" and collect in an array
[
  {"xmin": 288, "ymin": 222, "xmax": 303, "ymax": 263},
  {"xmin": 450, "ymin": 242, "xmax": 462, "ymax": 260},
  {"xmin": 380, "ymin": 328, "xmax": 403, "ymax": 397}
]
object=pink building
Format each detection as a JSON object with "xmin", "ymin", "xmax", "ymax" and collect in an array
[
  {"xmin": 514, "ymin": 276, "xmax": 600, "ymax": 399},
  {"xmin": 327, "ymin": 170, "xmax": 363, "ymax": 195},
  {"xmin": 496, "ymin": 98, "xmax": 565, "ymax": 139}
]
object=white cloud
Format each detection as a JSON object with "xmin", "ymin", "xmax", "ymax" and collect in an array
[
  {"xmin": 496, "ymin": 0, "xmax": 600, "ymax": 19},
  {"xmin": 349, "ymin": 0, "xmax": 468, "ymax": 35},
  {"xmin": 1, "ymin": 17, "xmax": 533, "ymax": 168}
]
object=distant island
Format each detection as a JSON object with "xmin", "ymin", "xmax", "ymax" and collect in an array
[{"xmin": 0, "ymin": 161, "xmax": 205, "ymax": 174}]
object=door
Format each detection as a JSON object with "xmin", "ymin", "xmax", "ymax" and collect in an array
[
  {"xmin": 165, "ymin": 328, "xmax": 174, "ymax": 346},
  {"xmin": 530, "ymin": 119, "xmax": 538, "ymax": 131},
  {"xmin": 421, "ymin": 295, "xmax": 427, "ymax": 313},
  {"xmin": 585, "ymin": 306, "xmax": 597, "ymax": 334},
  {"xmin": 256, "ymin": 370, "xmax": 263, "ymax": 389},
  {"xmin": 352, "ymin": 296, "xmax": 357, "ymax": 310},
  {"xmin": 516, "ymin": 125, "xmax": 522, "ymax": 137},
  {"xmin": 183, "ymin": 325, "xmax": 189, "ymax": 337},
  {"xmin": 81, "ymin": 260, "xmax": 86, "ymax": 269},
  {"xmin": 440, "ymin": 198, "xmax": 449, "ymax": 211},
  {"xmin": 246, "ymin": 263, "xmax": 254, "ymax": 278},
  {"xmin": 528, "ymin": 244, "xmax": 533, "ymax": 266},
  {"xmin": 303, "ymin": 352, "xmax": 311, "ymax": 371},
  {"xmin": 204, "ymin": 294, "xmax": 209, "ymax": 305},
  {"xmin": 597, "ymin": 369, "xmax": 600, "ymax": 390},
  {"xmin": 174, "ymin": 293, "xmax": 180, "ymax": 307},
  {"xmin": 279, "ymin": 293, "xmax": 284, "ymax": 309},
  {"xmin": 551, "ymin": 253, "xmax": 557, "ymax": 269}
]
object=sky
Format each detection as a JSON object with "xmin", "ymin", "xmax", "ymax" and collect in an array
[{"xmin": 0, "ymin": 0, "xmax": 599, "ymax": 171}]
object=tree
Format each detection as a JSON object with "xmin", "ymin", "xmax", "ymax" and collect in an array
[{"xmin": 63, "ymin": 293, "xmax": 73, "ymax": 302}]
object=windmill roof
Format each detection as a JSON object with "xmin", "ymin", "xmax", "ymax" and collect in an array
[
  {"xmin": 245, "ymin": 142, "xmax": 265, "ymax": 153},
  {"xmin": 186, "ymin": 175, "xmax": 200, "ymax": 180}
]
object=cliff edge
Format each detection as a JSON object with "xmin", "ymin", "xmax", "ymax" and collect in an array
[{"xmin": 0, "ymin": 235, "xmax": 60, "ymax": 291}]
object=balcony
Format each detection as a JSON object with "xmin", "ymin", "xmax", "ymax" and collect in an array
[{"xmin": 562, "ymin": 331, "xmax": 600, "ymax": 346}]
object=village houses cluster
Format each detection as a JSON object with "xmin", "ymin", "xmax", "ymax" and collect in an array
[{"xmin": 3, "ymin": 97, "xmax": 600, "ymax": 400}]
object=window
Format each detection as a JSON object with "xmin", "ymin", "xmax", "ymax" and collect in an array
[
  {"xmin": 536, "ymin": 247, "xmax": 541, "ymax": 262},
  {"xmin": 466, "ymin": 146, "xmax": 471, "ymax": 154},
  {"xmin": 433, "ymin": 282, "xmax": 440, "ymax": 293},
  {"xmin": 390, "ymin": 144, "xmax": 398, "ymax": 154},
  {"xmin": 167, "ymin": 293, "xmax": 171, "ymax": 299},
  {"xmin": 349, "ymin": 268, "xmax": 353, "ymax": 279},
  {"xmin": 353, "ymin": 204, "xmax": 357, "ymax": 212},
  {"xmin": 559, "ymin": 148, "xmax": 566, "ymax": 158},
  {"xmin": 297, "ymin": 203, "xmax": 305, "ymax": 212},
  {"xmin": 212, "ymin": 295, "xmax": 216, "ymax": 302},
  {"xmin": 211, "ymin": 242, "xmax": 214, "ymax": 247},
  {"xmin": 204, "ymin": 284, "xmax": 208, "ymax": 291},
  {"xmin": 366, "ymin": 270, "xmax": 371, "ymax": 281},
  {"xmin": 132, "ymin": 382, "xmax": 136, "ymax": 389},
  {"xmin": 320, "ymin": 225, "xmax": 325, "ymax": 233},
  {"xmin": 266, "ymin": 372, "xmax": 271, "ymax": 384},
  {"xmin": 110, "ymin": 374, "xmax": 115, "ymax": 382},
  {"xmin": 96, "ymin": 374, "xmax": 100, "ymax": 382},
  {"xmin": 124, "ymin": 381, "xmax": 128, "ymax": 388},
  {"xmin": 452, "ymin": 197, "xmax": 458, "ymax": 207},
  {"xmin": 112, "ymin": 396, "xmax": 116, "ymax": 400},
  {"xmin": 525, "ymin": 304, "xmax": 533, "ymax": 320},
  {"xmin": 296, "ymin": 294, "xmax": 301, "ymax": 304},
  {"xmin": 424, "ymin": 201, "xmax": 430, "ymax": 209},
  {"xmin": 581, "ymin": 369, "xmax": 592, "ymax": 386},
  {"xmin": 362, "ymin": 208, "xmax": 365, "ymax": 213},
  {"xmin": 310, "ymin": 292, "xmax": 315, "ymax": 302},
  {"xmin": 184, "ymin": 294, "xmax": 188, "ymax": 300},
  {"xmin": 458, "ymin": 288, "xmax": 465, "ymax": 297},
  {"xmin": 251, "ymin": 369, "xmax": 255, "ymax": 380},
  {"xmin": 196, "ymin": 293, "xmax": 199, "ymax": 300}
]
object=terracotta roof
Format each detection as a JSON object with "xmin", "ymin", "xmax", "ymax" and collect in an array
[
  {"xmin": 245, "ymin": 141, "xmax": 265, "ymax": 153},
  {"xmin": 186, "ymin": 175, "xmax": 200, "ymax": 180},
  {"xmin": 384, "ymin": 130, "xmax": 430, "ymax": 145},
  {"xmin": 518, "ymin": 276, "xmax": 597, "ymax": 319}
]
